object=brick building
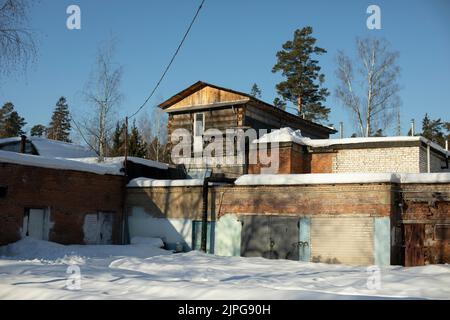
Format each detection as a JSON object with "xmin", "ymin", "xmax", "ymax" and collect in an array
[
  {"xmin": 0, "ymin": 137, "xmax": 175, "ymax": 246},
  {"xmin": 250, "ymin": 128, "xmax": 450, "ymax": 174}
]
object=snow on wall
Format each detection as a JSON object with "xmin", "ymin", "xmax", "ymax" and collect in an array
[
  {"xmin": 128, "ymin": 178, "xmax": 204, "ymax": 187},
  {"xmin": 235, "ymin": 173, "xmax": 400, "ymax": 185},
  {"xmin": 235, "ymin": 173, "xmax": 450, "ymax": 185},
  {"xmin": 400, "ymin": 173, "xmax": 450, "ymax": 184}
]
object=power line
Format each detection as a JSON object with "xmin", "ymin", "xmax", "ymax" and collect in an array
[
  {"xmin": 71, "ymin": 117, "xmax": 100, "ymax": 156},
  {"xmin": 127, "ymin": 0, "xmax": 206, "ymax": 120}
]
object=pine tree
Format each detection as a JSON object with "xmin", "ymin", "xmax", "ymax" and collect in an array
[
  {"xmin": 421, "ymin": 113, "xmax": 446, "ymax": 147},
  {"xmin": 272, "ymin": 26, "xmax": 330, "ymax": 123},
  {"xmin": 30, "ymin": 124, "xmax": 46, "ymax": 137},
  {"xmin": 128, "ymin": 120, "xmax": 147, "ymax": 158},
  {"xmin": 273, "ymin": 97, "xmax": 287, "ymax": 111},
  {"xmin": 47, "ymin": 97, "xmax": 72, "ymax": 142},
  {"xmin": 0, "ymin": 102, "xmax": 14, "ymax": 132},
  {"xmin": 250, "ymin": 83, "xmax": 262, "ymax": 98},
  {"xmin": 0, "ymin": 102, "xmax": 26, "ymax": 137},
  {"xmin": 110, "ymin": 121, "xmax": 126, "ymax": 157}
]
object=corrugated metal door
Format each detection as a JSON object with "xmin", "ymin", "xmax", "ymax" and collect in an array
[{"xmin": 311, "ymin": 217, "xmax": 374, "ymax": 265}]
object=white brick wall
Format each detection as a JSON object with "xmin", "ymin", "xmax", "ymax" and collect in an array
[
  {"xmin": 332, "ymin": 146, "xmax": 449, "ymax": 173},
  {"xmin": 332, "ymin": 147, "xmax": 421, "ymax": 173}
]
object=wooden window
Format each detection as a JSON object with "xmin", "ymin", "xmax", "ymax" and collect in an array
[{"xmin": 194, "ymin": 113, "xmax": 204, "ymax": 137}]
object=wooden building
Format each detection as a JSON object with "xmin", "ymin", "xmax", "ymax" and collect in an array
[{"xmin": 159, "ymin": 81, "xmax": 336, "ymax": 178}]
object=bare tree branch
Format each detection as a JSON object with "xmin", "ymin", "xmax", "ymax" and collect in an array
[
  {"xmin": 79, "ymin": 39, "xmax": 123, "ymax": 161},
  {"xmin": 0, "ymin": 0, "xmax": 37, "ymax": 79},
  {"xmin": 335, "ymin": 37, "xmax": 401, "ymax": 137}
]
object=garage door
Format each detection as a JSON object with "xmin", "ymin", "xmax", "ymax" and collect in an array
[
  {"xmin": 311, "ymin": 217, "xmax": 374, "ymax": 265},
  {"xmin": 241, "ymin": 216, "xmax": 299, "ymax": 260}
]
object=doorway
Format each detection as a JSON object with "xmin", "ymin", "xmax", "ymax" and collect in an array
[{"xmin": 22, "ymin": 208, "xmax": 50, "ymax": 240}]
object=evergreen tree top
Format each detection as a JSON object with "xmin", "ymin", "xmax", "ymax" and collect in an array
[{"xmin": 272, "ymin": 26, "xmax": 330, "ymax": 123}]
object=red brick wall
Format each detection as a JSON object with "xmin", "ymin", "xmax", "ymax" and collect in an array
[
  {"xmin": 401, "ymin": 183, "xmax": 450, "ymax": 265},
  {"xmin": 248, "ymin": 144, "xmax": 308, "ymax": 174},
  {"xmin": 217, "ymin": 184, "xmax": 394, "ymax": 217},
  {"xmin": 0, "ymin": 162, "xmax": 125, "ymax": 246},
  {"xmin": 310, "ymin": 153, "xmax": 334, "ymax": 173}
]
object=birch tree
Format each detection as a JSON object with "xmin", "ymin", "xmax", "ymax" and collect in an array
[
  {"xmin": 138, "ymin": 106, "xmax": 168, "ymax": 162},
  {"xmin": 335, "ymin": 37, "xmax": 400, "ymax": 137},
  {"xmin": 0, "ymin": 0, "xmax": 37, "ymax": 78},
  {"xmin": 82, "ymin": 41, "xmax": 123, "ymax": 161}
]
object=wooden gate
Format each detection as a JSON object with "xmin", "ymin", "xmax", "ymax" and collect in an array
[{"xmin": 404, "ymin": 224, "xmax": 425, "ymax": 266}]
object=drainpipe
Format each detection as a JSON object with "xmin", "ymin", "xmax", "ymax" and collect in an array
[
  {"xmin": 200, "ymin": 177, "xmax": 209, "ymax": 253},
  {"xmin": 427, "ymin": 142, "xmax": 431, "ymax": 173},
  {"xmin": 20, "ymin": 135, "xmax": 27, "ymax": 153},
  {"xmin": 121, "ymin": 117, "xmax": 130, "ymax": 245},
  {"xmin": 442, "ymin": 140, "xmax": 449, "ymax": 170}
]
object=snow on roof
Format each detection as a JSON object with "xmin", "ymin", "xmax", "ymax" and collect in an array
[
  {"xmin": 254, "ymin": 128, "xmax": 450, "ymax": 156},
  {"xmin": 30, "ymin": 137, "xmax": 97, "ymax": 158},
  {"xmin": 0, "ymin": 137, "xmax": 22, "ymax": 145},
  {"xmin": 0, "ymin": 136, "xmax": 97, "ymax": 158},
  {"xmin": 72, "ymin": 156, "xmax": 169, "ymax": 171},
  {"xmin": 0, "ymin": 150, "xmax": 123, "ymax": 175},
  {"xmin": 128, "ymin": 178, "xmax": 204, "ymax": 187},
  {"xmin": 235, "ymin": 173, "xmax": 450, "ymax": 185}
]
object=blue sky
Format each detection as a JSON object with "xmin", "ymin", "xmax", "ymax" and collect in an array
[{"xmin": 1, "ymin": 0, "xmax": 449, "ymax": 138}]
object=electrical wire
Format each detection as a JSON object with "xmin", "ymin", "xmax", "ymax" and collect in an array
[{"xmin": 127, "ymin": 0, "xmax": 206, "ymax": 120}]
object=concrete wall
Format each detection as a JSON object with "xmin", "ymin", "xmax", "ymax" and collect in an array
[{"xmin": 0, "ymin": 162, "xmax": 125, "ymax": 246}]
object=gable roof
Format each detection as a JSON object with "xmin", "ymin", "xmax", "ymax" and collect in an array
[
  {"xmin": 158, "ymin": 81, "xmax": 337, "ymax": 134},
  {"xmin": 0, "ymin": 137, "xmax": 97, "ymax": 158}
]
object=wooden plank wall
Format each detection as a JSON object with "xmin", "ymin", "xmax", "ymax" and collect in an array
[{"xmin": 165, "ymin": 86, "xmax": 248, "ymax": 111}]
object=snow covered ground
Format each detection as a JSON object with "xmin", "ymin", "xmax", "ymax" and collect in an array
[{"xmin": 0, "ymin": 239, "xmax": 449, "ymax": 300}]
